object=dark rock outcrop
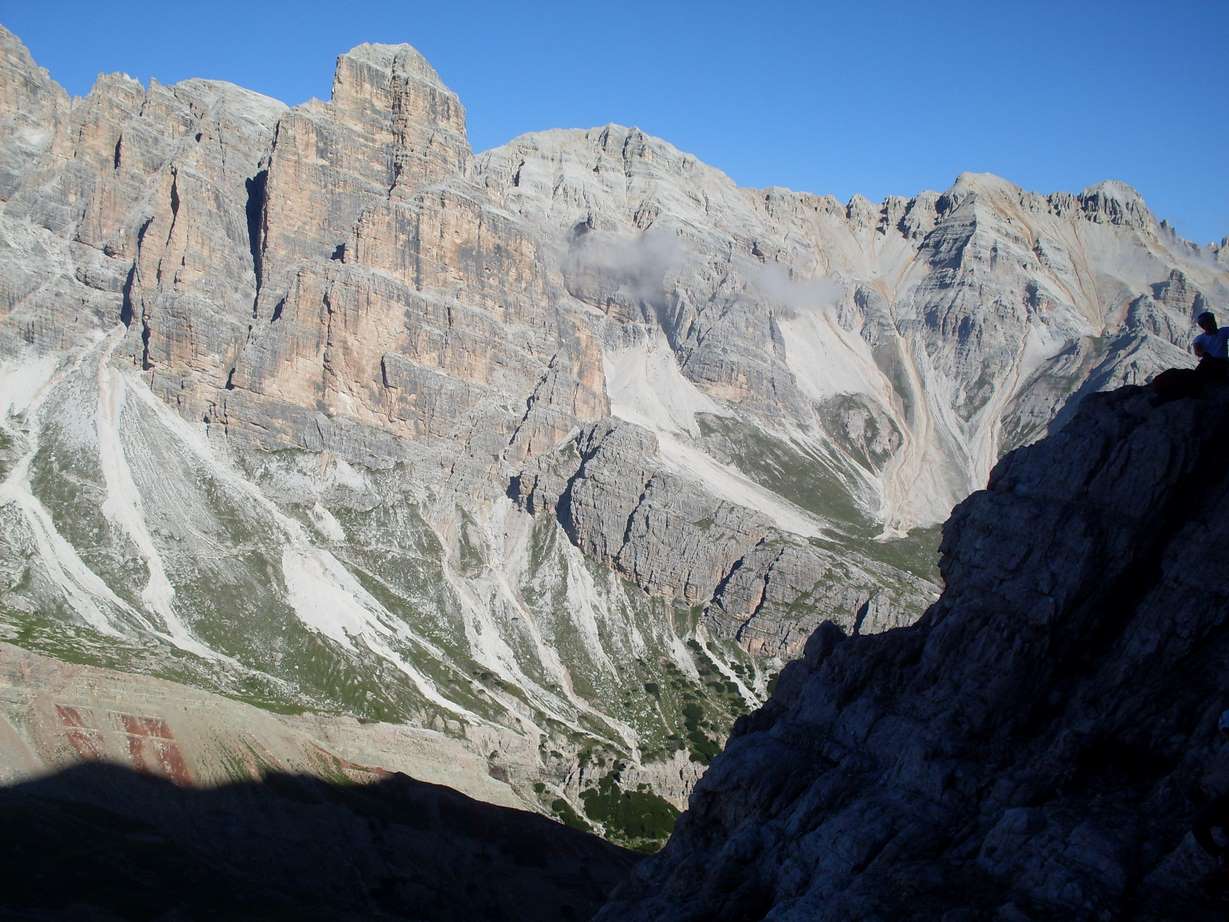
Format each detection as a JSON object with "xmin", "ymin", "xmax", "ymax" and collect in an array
[
  {"xmin": 596, "ymin": 378, "xmax": 1229, "ymax": 921},
  {"xmin": 0, "ymin": 762, "xmax": 638, "ymax": 921}
]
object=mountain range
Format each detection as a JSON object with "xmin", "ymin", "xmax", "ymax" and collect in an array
[{"xmin": 0, "ymin": 25, "xmax": 1225, "ymax": 850}]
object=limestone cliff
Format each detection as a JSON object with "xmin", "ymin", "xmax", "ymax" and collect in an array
[
  {"xmin": 597, "ymin": 378, "xmax": 1229, "ymax": 920},
  {"xmin": 1, "ymin": 20, "xmax": 1226, "ymax": 845}
]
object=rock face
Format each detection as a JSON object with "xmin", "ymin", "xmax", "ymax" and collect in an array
[
  {"xmin": 476, "ymin": 131, "xmax": 1227, "ymax": 528},
  {"xmin": 512, "ymin": 418, "xmax": 931, "ymax": 655},
  {"xmin": 0, "ymin": 21, "xmax": 1226, "ymax": 844},
  {"xmin": 596, "ymin": 378, "xmax": 1229, "ymax": 921}
]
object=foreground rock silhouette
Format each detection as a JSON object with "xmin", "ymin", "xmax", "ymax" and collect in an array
[
  {"xmin": 595, "ymin": 377, "xmax": 1229, "ymax": 921},
  {"xmin": 0, "ymin": 762, "xmax": 637, "ymax": 921}
]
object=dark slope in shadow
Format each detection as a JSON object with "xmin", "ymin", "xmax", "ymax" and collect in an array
[
  {"xmin": 596, "ymin": 379, "xmax": 1229, "ymax": 921},
  {"xmin": 0, "ymin": 762, "xmax": 639, "ymax": 921}
]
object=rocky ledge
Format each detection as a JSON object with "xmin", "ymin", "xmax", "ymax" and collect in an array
[{"xmin": 596, "ymin": 376, "xmax": 1229, "ymax": 921}]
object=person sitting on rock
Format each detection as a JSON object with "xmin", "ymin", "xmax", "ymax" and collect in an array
[
  {"xmin": 1193, "ymin": 311, "xmax": 1229, "ymax": 379},
  {"xmin": 1152, "ymin": 312, "xmax": 1229, "ymax": 399}
]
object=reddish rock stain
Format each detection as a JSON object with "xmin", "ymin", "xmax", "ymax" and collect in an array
[
  {"xmin": 154, "ymin": 739, "xmax": 192, "ymax": 784},
  {"xmin": 56, "ymin": 704, "xmax": 102, "ymax": 760},
  {"xmin": 308, "ymin": 743, "xmax": 389, "ymax": 782},
  {"xmin": 118, "ymin": 713, "xmax": 190, "ymax": 782},
  {"xmin": 120, "ymin": 714, "xmax": 172, "ymax": 738}
]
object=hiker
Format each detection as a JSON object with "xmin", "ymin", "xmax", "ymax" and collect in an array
[
  {"xmin": 1194, "ymin": 710, "xmax": 1229, "ymax": 896},
  {"xmin": 1194, "ymin": 311, "xmax": 1229, "ymax": 375},
  {"xmin": 1152, "ymin": 311, "xmax": 1229, "ymax": 399}
]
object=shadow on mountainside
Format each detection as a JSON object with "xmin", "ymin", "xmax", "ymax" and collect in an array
[{"xmin": 0, "ymin": 762, "xmax": 639, "ymax": 921}]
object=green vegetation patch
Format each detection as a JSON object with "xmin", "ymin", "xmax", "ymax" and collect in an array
[
  {"xmin": 579, "ymin": 772, "xmax": 680, "ymax": 853},
  {"xmin": 550, "ymin": 797, "xmax": 592, "ymax": 833}
]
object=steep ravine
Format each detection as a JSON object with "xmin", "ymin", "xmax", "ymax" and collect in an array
[{"xmin": 596, "ymin": 377, "xmax": 1229, "ymax": 921}]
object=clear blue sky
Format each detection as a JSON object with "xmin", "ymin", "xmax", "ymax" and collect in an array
[{"xmin": 4, "ymin": 0, "xmax": 1227, "ymax": 243}]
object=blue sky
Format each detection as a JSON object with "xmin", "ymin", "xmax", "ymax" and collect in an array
[{"xmin": 4, "ymin": 0, "xmax": 1227, "ymax": 243}]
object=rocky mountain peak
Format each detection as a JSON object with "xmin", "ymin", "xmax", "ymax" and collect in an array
[
  {"xmin": 1083, "ymin": 177, "xmax": 1147, "ymax": 207},
  {"xmin": 1079, "ymin": 177, "xmax": 1153, "ymax": 230},
  {"xmin": 172, "ymin": 78, "xmax": 287, "ymax": 129},
  {"xmin": 331, "ymin": 40, "xmax": 464, "ymax": 133},
  {"xmin": 339, "ymin": 41, "xmax": 449, "ymax": 87},
  {"xmin": 0, "ymin": 23, "xmax": 48, "ymax": 81},
  {"xmin": 949, "ymin": 169, "xmax": 1021, "ymax": 199},
  {"xmin": 0, "ymin": 23, "xmax": 67, "ymax": 197}
]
